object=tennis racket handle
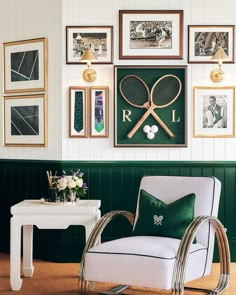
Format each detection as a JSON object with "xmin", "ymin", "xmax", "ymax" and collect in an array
[
  {"xmin": 151, "ymin": 112, "xmax": 175, "ymax": 138},
  {"xmin": 127, "ymin": 108, "xmax": 152, "ymax": 139}
]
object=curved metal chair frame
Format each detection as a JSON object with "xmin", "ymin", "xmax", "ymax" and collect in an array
[{"xmin": 79, "ymin": 211, "xmax": 230, "ymax": 295}]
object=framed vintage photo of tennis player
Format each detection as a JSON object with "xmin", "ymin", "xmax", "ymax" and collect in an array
[
  {"xmin": 89, "ymin": 86, "xmax": 109, "ymax": 138},
  {"xmin": 3, "ymin": 37, "xmax": 48, "ymax": 93},
  {"xmin": 193, "ymin": 86, "xmax": 236, "ymax": 138},
  {"xmin": 66, "ymin": 26, "xmax": 113, "ymax": 64},
  {"xmin": 188, "ymin": 25, "xmax": 235, "ymax": 63},
  {"xmin": 119, "ymin": 10, "xmax": 183, "ymax": 59},
  {"xmin": 114, "ymin": 66, "xmax": 187, "ymax": 147},
  {"xmin": 3, "ymin": 94, "xmax": 47, "ymax": 146}
]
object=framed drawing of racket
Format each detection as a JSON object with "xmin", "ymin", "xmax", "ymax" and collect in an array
[
  {"xmin": 114, "ymin": 66, "xmax": 187, "ymax": 147},
  {"xmin": 119, "ymin": 10, "xmax": 183, "ymax": 60}
]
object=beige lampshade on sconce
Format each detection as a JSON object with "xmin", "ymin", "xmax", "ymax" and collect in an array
[
  {"xmin": 210, "ymin": 47, "xmax": 228, "ymax": 82},
  {"xmin": 80, "ymin": 49, "xmax": 97, "ymax": 82}
]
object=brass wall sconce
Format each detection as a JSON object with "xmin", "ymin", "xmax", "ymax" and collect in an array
[
  {"xmin": 210, "ymin": 47, "xmax": 228, "ymax": 82},
  {"xmin": 80, "ymin": 49, "xmax": 97, "ymax": 82}
]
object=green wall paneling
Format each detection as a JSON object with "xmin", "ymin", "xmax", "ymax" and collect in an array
[{"xmin": 0, "ymin": 160, "xmax": 235, "ymax": 262}]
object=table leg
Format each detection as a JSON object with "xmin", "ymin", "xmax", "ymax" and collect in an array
[
  {"xmin": 23, "ymin": 225, "xmax": 34, "ymax": 277},
  {"xmin": 85, "ymin": 210, "xmax": 101, "ymax": 243},
  {"xmin": 85, "ymin": 223, "xmax": 95, "ymax": 242},
  {"xmin": 10, "ymin": 217, "xmax": 23, "ymax": 291}
]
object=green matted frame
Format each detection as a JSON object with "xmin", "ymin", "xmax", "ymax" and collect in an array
[{"xmin": 114, "ymin": 66, "xmax": 187, "ymax": 147}]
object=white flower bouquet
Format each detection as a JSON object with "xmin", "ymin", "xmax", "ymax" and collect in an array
[{"xmin": 51, "ymin": 170, "xmax": 88, "ymax": 201}]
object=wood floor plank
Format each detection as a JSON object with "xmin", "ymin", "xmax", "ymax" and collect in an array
[{"xmin": 0, "ymin": 253, "xmax": 235, "ymax": 294}]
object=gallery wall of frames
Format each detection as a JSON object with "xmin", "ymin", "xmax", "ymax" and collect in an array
[{"xmin": 1, "ymin": 0, "xmax": 236, "ymax": 161}]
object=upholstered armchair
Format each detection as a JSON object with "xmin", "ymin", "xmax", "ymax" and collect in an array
[{"xmin": 79, "ymin": 176, "xmax": 230, "ymax": 295}]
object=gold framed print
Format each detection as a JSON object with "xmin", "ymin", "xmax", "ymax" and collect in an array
[
  {"xmin": 69, "ymin": 86, "xmax": 89, "ymax": 138},
  {"xmin": 3, "ymin": 37, "xmax": 48, "ymax": 93},
  {"xmin": 89, "ymin": 86, "xmax": 109, "ymax": 138},
  {"xmin": 3, "ymin": 94, "xmax": 47, "ymax": 146},
  {"xmin": 193, "ymin": 86, "xmax": 235, "ymax": 137}
]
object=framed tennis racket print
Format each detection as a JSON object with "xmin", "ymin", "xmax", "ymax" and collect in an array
[
  {"xmin": 114, "ymin": 66, "xmax": 187, "ymax": 147},
  {"xmin": 3, "ymin": 37, "xmax": 48, "ymax": 93}
]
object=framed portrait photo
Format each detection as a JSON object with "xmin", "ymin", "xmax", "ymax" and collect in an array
[
  {"xmin": 3, "ymin": 37, "xmax": 48, "ymax": 93},
  {"xmin": 188, "ymin": 25, "xmax": 235, "ymax": 63},
  {"xmin": 69, "ymin": 86, "xmax": 89, "ymax": 138},
  {"xmin": 193, "ymin": 86, "xmax": 236, "ymax": 138},
  {"xmin": 3, "ymin": 94, "xmax": 47, "ymax": 146},
  {"xmin": 66, "ymin": 26, "xmax": 113, "ymax": 64},
  {"xmin": 119, "ymin": 10, "xmax": 183, "ymax": 59},
  {"xmin": 89, "ymin": 86, "xmax": 109, "ymax": 138}
]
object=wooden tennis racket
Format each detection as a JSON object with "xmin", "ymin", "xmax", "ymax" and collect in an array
[{"xmin": 119, "ymin": 75, "xmax": 176, "ymax": 138}]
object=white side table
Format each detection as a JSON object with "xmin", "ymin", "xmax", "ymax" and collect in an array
[{"xmin": 10, "ymin": 199, "xmax": 101, "ymax": 291}]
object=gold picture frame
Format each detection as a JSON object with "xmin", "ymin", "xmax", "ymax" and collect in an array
[
  {"xmin": 69, "ymin": 86, "xmax": 89, "ymax": 138},
  {"xmin": 89, "ymin": 86, "xmax": 109, "ymax": 138},
  {"xmin": 3, "ymin": 37, "xmax": 48, "ymax": 93},
  {"xmin": 3, "ymin": 94, "xmax": 48, "ymax": 146},
  {"xmin": 193, "ymin": 86, "xmax": 236, "ymax": 138}
]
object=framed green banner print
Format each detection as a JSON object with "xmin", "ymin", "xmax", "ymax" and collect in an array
[{"xmin": 114, "ymin": 66, "xmax": 187, "ymax": 147}]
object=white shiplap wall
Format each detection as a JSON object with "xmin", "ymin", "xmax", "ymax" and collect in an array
[
  {"xmin": 0, "ymin": 0, "xmax": 63, "ymax": 160},
  {"xmin": 1, "ymin": 0, "xmax": 236, "ymax": 161}
]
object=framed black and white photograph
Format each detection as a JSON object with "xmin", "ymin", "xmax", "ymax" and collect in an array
[
  {"xmin": 66, "ymin": 26, "xmax": 113, "ymax": 64},
  {"xmin": 69, "ymin": 86, "xmax": 89, "ymax": 138},
  {"xmin": 188, "ymin": 25, "xmax": 235, "ymax": 63},
  {"xmin": 193, "ymin": 86, "xmax": 235, "ymax": 137},
  {"xmin": 3, "ymin": 37, "xmax": 48, "ymax": 93},
  {"xmin": 119, "ymin": 10, "xmax": 183, "ymax": 60},
  {"xmin": 3, "ymin": 94, "xmax": 47, "ymax": 146},
  {"xmin": 90, "ymin": 86, "xmax": 109, "ymax": 138}
]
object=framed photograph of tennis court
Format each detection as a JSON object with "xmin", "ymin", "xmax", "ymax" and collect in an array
[
  {"xmin": 119, "ymin": 10, "xmax": 183, "ymax": 60},
  {"xmin": 188, "ymin": 25, "xmax": 235, "ymax": 63},
  {"xmin": 114, "ymin": 66, "xmax": 187, "ymax": 147},
  {"xmin": 66, "ymin": 26, "xmax": 113, "ymax": 64},
  {"xmin": 3, "ymin": 94, "xmax": 47, "ymax": 146},
  {"xmin": 69, "ymin": 86, "xmax": 89, "ymax": 138},
  {"xmin": 3, "ymin": 37, "xmax": 48, "ymax": 93},
  {"xmin": 90, "ymin": 86, "xmax": 109, "ymax": 138},
  {"xmin": 193, "ymin": 86, "xmax": 236, "ymax": 138}
]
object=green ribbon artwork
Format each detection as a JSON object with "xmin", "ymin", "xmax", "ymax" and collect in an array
[
  {"xmin": 74, "ymin": 91, "xmax": 83, "ymax": 133},
  {"xmin": 94, "ymin": 91, "xmax": 104, "ymax": 133}
]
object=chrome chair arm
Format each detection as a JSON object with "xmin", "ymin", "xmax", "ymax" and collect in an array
[
  {"xmin": 171, "ymin": 215, "xmax": 231, "ymax": 295},
  {"xmin": 79, "ymin": 210, "xmax": 135, "ymax": 279}
]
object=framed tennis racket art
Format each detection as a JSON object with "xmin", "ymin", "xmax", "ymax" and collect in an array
[
  {"xmin": 114, "ymin": 66, "xmax": 187, "ymax": 147},
  {"xmin": 3, "ymin": 37, "xmax": 48, "ymax": 93}
]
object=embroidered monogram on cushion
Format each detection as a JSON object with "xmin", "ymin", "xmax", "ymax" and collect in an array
[{"xmin": 153, "ymin": 215, "xmax": 163, "ymax": 226}]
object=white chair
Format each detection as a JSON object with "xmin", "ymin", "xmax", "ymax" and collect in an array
[{"xmin": 79, "ymin": 176, "xmax": 230, "ymax": 295}]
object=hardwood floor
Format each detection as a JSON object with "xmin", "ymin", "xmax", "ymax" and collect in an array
[{"xmin": 0, "ymin": 253, "xmax": 235, "ymax": 294}]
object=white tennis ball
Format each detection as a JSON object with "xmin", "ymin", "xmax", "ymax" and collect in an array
[
  {"xmin": 143, "ymin": 125, "xmax": 151, "ymax": 133},
  {"xmin": 147, "ymin": 132, "xmax": 155, "ymax": 140},
  {"xmin": 150, "ymin": 125, "xmax": 158, "ymax": 133}
]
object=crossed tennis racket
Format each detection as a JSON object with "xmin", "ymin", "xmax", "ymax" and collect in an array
[{"xmin": 119, "ymin": 74, "xmax": 182, "ymax": 139}]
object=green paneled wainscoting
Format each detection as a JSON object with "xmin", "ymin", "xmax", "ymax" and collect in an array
[{"xmin": 0, "ymin": 160, "xmax": 235, "ymax": 262}]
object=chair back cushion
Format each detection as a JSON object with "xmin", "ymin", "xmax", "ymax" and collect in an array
[{"xmin": 134, "ymin": 176, "xmax": 221, "ymax": 247}]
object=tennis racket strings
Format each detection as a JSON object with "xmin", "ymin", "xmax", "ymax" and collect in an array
[
  {"xmin": 119, "ymin": 75, "xmax": 149, "ymax": 107},
  {"xmin": 151, "ymin": 75, "xmax": 182, "ymax": 107}
]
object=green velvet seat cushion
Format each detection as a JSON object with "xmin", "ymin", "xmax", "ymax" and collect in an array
[{"xmin": 133, "ymin": 189, "xmax": 196, "ymax": 241}]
